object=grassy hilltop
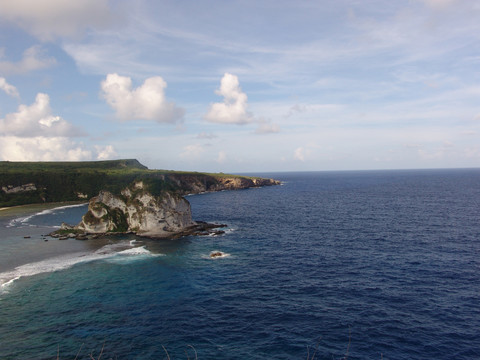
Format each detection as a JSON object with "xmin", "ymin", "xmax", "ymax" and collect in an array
[{"xmin": 0, "ymin": 159, "xmax": 274, "ymax": 207}]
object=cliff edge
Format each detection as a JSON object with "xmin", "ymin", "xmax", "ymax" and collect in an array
[
  {"xmin": 0, "ymin": 159, "xmax": 280, "ymax": 207},
  {"xmin": 2, "ymin": 159, "xmax": 281, "ymax": 239},
  {"xmin": 53, "ymin": 171, "xmax": 280, "ymax": 240}
]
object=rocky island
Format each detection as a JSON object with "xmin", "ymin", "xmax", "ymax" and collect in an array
[
  {"xmin": 69, "ymin": 180, "xmax": 226, "ymax": 239},
  {"xmin": 0, "ymin": 159, "xmax": 280, "ymax": 239}
]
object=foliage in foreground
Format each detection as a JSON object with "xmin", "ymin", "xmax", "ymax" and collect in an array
[{"xmin": 54, "ymin": 330, "xmax": 363, "ymax": 360}]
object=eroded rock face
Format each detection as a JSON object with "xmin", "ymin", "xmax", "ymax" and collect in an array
[
  {"xmin": 2, "ymin": 183, "xmax": 37, "ymax": 193},
  {"xmin": 165, "ymin": 174, "xmax": 281, "ymax": 195},
  {"xmin": 77, "ymin": 181, "xmax": 195, "ymax": 236}
]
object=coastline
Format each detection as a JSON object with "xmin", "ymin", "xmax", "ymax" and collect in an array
[
  {"xmin": 0, "ymin": 200, "xmax": 227, "ymax": 289},
  {"xmin": 0, "ymin": 201, "xmax": 87, "ymax": 216},
  {"xmin": 0, "ymin": 202, "xmax": 95, "ymax": 279}
]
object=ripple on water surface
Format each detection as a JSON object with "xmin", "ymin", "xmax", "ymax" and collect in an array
[{"xmin": 1, "ymin": 170, "xmax": 480, "ymax": 359}]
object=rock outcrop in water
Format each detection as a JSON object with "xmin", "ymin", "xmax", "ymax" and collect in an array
[
  {"xmin": 67, "ymin": 173, "xmax": 279, "ymax": 239},
  {"xmin": 23, "ymin": 160, "xmax": 282, "ymax": 239},
  {"xmin": 75, "ymin": 181, "xmax": 196, "ymax": 238}
]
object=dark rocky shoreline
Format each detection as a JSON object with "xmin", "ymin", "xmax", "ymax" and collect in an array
[{"xmin": 49, "ymin": 221, "xmax": 227, "ymax": 241}]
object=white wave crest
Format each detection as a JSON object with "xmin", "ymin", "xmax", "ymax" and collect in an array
[
  {"xmin": 0, "ymin": 251, "xmax": 105, "ymax": 293},
  {"xmin": 7, "ymin": 203, "xmax": 87, "ymax": 228},
  {"xmin": 118, "ymin": 246, "xmax": 152, "ymax": 255},
  {"xmin": 104, "ymin": 246, "xmax": 164, "ymax": 264},
  {"xmin": 224, "ymin": 227, "xmax": 236, "ymax": 234},
  {"xmin": 0, "ymin": 242, "xmax": 160, "ymax": 293},
  {"xmin": 207, "ymin": 250, "xmax": 231, "ymax": 259}
]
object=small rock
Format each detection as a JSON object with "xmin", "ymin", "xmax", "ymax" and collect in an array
[
  {"xmin": 210, "ymin": 251, "xmax": 224, "ymax": 258},
  {"xmin": 60, "ymin": 222, "xmax": 74, "ymax": 230}
]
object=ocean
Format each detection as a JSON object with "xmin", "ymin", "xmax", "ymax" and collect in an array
[{"xmin": 0, "ymin": 169, "xmax": 479, "ymax": 359}]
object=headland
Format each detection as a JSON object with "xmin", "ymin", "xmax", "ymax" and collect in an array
[{"xmin": 0, "ymin": 159, "xmax": 280, "ymax": 239}]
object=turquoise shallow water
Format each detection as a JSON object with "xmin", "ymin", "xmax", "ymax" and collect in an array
[{"xmin": 1, "ymin": 170, "xmax": 480, "ymax": 359}]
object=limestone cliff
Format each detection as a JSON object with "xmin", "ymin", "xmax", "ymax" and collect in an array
[
  {"xmin": 0, "ymin": 159, "xmax": 281, "ymax": 207},
  {"xmin": 45, "ymin": 167, "xmax": 281, "ymax": 239},
  {"xmin": 160, "ymin": 174, "xmax": 281, "ymax": 195},
  {"xmin": 2, "ymin": 183, "xmax": 37, "ymax": 194},
  {"xmin": 77, "ymin": 181, "xmax": 196, "ymax": 238}
]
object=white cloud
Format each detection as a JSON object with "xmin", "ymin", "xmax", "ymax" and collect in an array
[
  {"xmin": 0, "ymin": 0, "xmax": 114, "ymax": 41},
  {"xmin": 294, "ymin": 147, "xmax": 307, "ymax": 162},
  {"xmin": 255, "ymin": 121, "xmax": 280, "ymax": 134},
  {"xmin": 0, "ymin": 135, "xmax": 117, "ymax": 162},
  {"xmin": 0, "ymin": 136, "xmax": 89, "ymax": 161},
  {"xmin": 0, "ymin": 93, "xmax": 80, "ymax": 137},
  {"xmin": 0, "ymin": 137, "xmax": 116, "ymax": 162},
  {"xmin": 204, "ymin": 73, "xmax": 253, "ymax": 125},
  {"xmin": 100, "ymin": 73, "xmax": 185, "ymax": 123},
  {"xmin": 0, "ymin": 93, "xmax": 81, "ymax": 137},
  {"xmin": 179, "ymin": 144, "xmax": 205, "ymax": 159},
  {"xmin": 217, "ymin": 150, "xmax": 227, "ymax": 164},
  {"xmin": 286, "ymin": 104, "xmax": 308, "ymax": 118},
  {"xmin": 95, "ymin": 145, "xmax": 117, "ymax": 160},
  {"xmin": 0, "ymin": 77, "xmax": 19, "ymax": 98},
  {"xmin": 0, "ymin": 46, "xmax": 56, "ymax": 75},
  {"xmin": 0, "ymin": 90, "xmax": 116, "ymax": 161}
]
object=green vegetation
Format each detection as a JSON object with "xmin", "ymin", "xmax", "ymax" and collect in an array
[
  {"xmin": 104, "ymin": 207, "xmax": 129, "ymax": 232},
  {"xmin": 53, "ymin": 228, "xmax": 84, "ymax": 235},
  {"xmin": 0, "ymin": 159, "xmax": 262, "ymax": 207},
  {"xmin": 0, "ymin": 159, "xmax": 145, "ymax": 206}
]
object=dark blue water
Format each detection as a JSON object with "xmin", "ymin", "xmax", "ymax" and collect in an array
[{"xmin": 1, "ymin": 170, "xmax": 479, "ymax": 359}]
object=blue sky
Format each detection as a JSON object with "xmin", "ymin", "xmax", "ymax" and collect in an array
[{"xmin": 0, "ymin": 0, "xmax": 479, "ymax": 172}]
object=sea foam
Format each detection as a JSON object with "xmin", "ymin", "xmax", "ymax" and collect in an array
[
  {"xmin": 7, "ymin": 203, "xmax": 87, "ymax": 228},
  {"xmin": 0, "ymin": 242, "xmax": 160, "ymax": 293},
  {"xmin": 206, "ymin": 250, "xmax": 231, "ymax": 259}
]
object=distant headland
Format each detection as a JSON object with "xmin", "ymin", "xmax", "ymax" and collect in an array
[{"xmin": 0, "ymin": 159, "xmax": 280, "ymax": 239}]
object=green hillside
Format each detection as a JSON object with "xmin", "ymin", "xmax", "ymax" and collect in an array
[
  {"xmin": 0, "ymin": 159, "xmax": 265, "ymax": 207},
  {"xmin": 0, "ymin": 159, "xmax": 145, "ymax": 206},
  {"xmin": 0, "ymin": 159, "xmax": 148, "ymax": 172}
]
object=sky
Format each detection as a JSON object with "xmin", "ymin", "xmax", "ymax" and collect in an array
[{"xmin": 0, "ymin": 0, "xmax": 479, "ymax": 173}]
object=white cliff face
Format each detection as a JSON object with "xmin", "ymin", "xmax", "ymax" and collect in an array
[
  {"xmin": 80, "ymin": 198, "xmax": 111, "ymax": 233},
  {"xmin": 126, "ymin": 191, "xmax": 194, "ymax": 234},
  {"xmin": 2, "ymin": 183, "xmax": 37, "ymax": 193},
  {"xmin": 98, "ymin": 191, "xmax": 128, "ymax": 212},
  {"xmin": 77, "ymin": 182, "xmax": 195, "ymax": 236}
]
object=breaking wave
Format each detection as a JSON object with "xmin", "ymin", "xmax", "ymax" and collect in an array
[
  {"xmin": 6, "ymin": 203, "xmax": 87, "ymax": 228},
  {"xmin": 206, "ymin": 250, "xmax": 231, "ymax": 259},
  {"xmin": 0, "ymin": 241, "xmax": 161, "ymax": 293}
]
